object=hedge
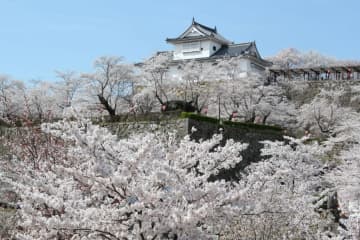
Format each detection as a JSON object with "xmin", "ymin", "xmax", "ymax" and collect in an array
[
  {"xmin": 180, "ymin": 112, "xmax": 220, "ymax": 124},
  {"xmin": 180, "ymin": 112, "xmax": 283, "ymax": 132},
  {"xmin": 223, "ymin": 120, "xmax": 283, "ymax": 132}
]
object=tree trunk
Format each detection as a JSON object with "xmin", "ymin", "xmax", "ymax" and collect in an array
[
  {"xmin": 262, "ymin": 112, "xmax": 271, "ymax": 124},
  {"xmin": 155, "ymin": 92, "xmax": 164, "ymax": 105},
  {"xmin": 97, "ymin": 95, "xmax": 116, "ymax": 116}
]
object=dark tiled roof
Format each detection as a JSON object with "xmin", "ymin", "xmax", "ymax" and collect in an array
[
  {"xmin": 211, "ymin": 42, "xmax": 272, "ymax": 66},
  {"xmin": 193, "ymin": 20, "xmax": 217, "ymax": 34},
  {"xmin": 211, "ymin": 43, "xmax": 254, "ymax": 58},
  {"xmin": 166, "ymin": 19, "xmax": 231, "ymax": 45}
]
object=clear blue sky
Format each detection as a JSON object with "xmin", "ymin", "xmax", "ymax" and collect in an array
[{"xmin": 1, "ymin": 0, "xmax": 359, "ymax": 82}]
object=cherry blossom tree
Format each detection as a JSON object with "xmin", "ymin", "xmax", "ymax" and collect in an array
[
  {"xmin": 323, "ymin": 110, "xmax": 360, "ymax": 239},
  {"xmin": 81, "ymin": 56, "xmax": 134, "ymax": 117},
  {"xmin": 297, "ymin": 87, "xmax": 357, "ymax": 136},
  {"xmin": 131, "ymin": 88, "xmax": 158, "ymax": 114},
  {"xmin": 292, "ymin": 83, "xmax": 360, "ymax": 238},
  {"xmin": 0, "ymin": 75, "xmax": 25, "ymax": 121},
  {"xmin": 141, "ymin": 53, "xmax": 216, "ymax": 113},
  {"xmin": 140, "ymin": 52, "xmax": 172, "ymax": 109},
  {"xmin": 175, "ymin": 60, "xmax": 216, "ymax": 113},
  {"xmin": 2, "ymin": 50, "xmax": 360, "ymax": 240},
  {"xmin": 24, "ymin": 80, "xmax": 61, "ymax": 121},
  {"xmin": 212, "ymin": 57, "xmax": 295, "ymax": 125},
  {"xmin": 3, "ymin": 117, "xmax": 354, "ymax": 239},
  {"xmin": 2, "ymin": 119, "xmax": 249, "ymax": 239},
  {"xmin": 222, "ymin": 136, "xmax": 341, "ymax": 239},
  {"xmin": 268, "ymin": 48, "xmax": 360, "ymax": 69},
  {"xmin": 53, "ymin": 71, "xmax": 82, "ymax": 110}
]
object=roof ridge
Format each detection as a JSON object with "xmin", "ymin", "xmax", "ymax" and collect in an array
[
  {"xmin": 193, "ymin": 20, "xmax": 216, "ymax": 33},
  {"xmin": 228, "ymin": 42, "xmax": 252, "ymax": 46},
  {"xmin": 167, "ymin": 19, "xmax": 232, "ymax": 45}
]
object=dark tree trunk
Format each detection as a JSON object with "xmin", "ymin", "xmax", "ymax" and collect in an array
[
  {"xmin": 97, "ymin": 95, "xmax": 116, "ymax": 116},
  {"xmin": 246, "ymin": 111, "xmax": 256, "ymax": 123},
  {"xmin": 161, "ymin": 100, "xmax": 196, "ymax": 112},
  {"xmin": 155, "ymin": 94, "xmax": 165, "ymax": 106},
  {"xmin": 262, "ymin": 112, "xmax": 271, "ymax": 124}
]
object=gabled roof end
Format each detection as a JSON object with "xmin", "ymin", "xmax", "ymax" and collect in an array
[{"xmin": 166, "ymin": 18, "xmax": 231, "ymax": 45}]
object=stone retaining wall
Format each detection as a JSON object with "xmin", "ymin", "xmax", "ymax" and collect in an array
[
  {"xmin": 105, "ymin": 117, "xmax": 284, "ymax": 181},
  {"xmin": 104, "ymin": 118, "xmax": 188, "ymax": 139},
  {"xmin": 186, "ymin": 118, "xmax": 284, "ymax": 181}
]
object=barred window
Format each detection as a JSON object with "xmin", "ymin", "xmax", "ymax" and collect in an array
[{"xmin": 182, "ymin": 42, "xmax": 200, "ymax": 52}]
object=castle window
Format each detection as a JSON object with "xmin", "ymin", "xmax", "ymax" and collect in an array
[
  {"xmin": 213, "ymin": 46, "xmax": 217, "ymax": 51},
  {"xmin": 182, "ymin": 42, "xmax": 200, "ymax": 52}
]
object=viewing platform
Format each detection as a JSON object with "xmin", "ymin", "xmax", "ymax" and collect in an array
[{"xmin": 268, "ymin": 65, "xmax": 360, "ymax": 82}]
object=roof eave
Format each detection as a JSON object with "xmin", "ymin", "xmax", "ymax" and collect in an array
[
  {"xmin": 166, "ymin": 36, "xmax": 229, "ymax": 45},
  {"xmin": 210, "ymin": 54, "xmax": 273, "ymax": 66},
  {"xmin": 246, "ymin": 55, "xmax": 273, "ymax": 67}
]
